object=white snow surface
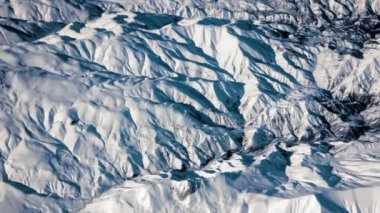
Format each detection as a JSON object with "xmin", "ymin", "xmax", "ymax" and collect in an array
[{"xmin": 0, "ymin": 0, "xmax": 379, "ymax": 212}]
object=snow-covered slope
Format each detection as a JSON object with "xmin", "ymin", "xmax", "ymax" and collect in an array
[{"xmin": 0, "ymin": 0, "xmax": 379, "ymax": 212}]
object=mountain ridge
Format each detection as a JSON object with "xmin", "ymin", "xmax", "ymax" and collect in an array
[{"xmin": 0, "ymin": 1, "xmax": 379, "ymax": 212}]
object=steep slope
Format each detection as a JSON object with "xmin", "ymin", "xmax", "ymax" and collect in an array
[
  {"xmin": 0, "ymin": 0, "xmax": 103, "ymax": 22},
  {"xmin": 0, "ymin": 0, "xmax": 379, "ymax": 212},
  {"xmin": 0, "ymin": 18, "xmax": 65, "ymax": 45}
]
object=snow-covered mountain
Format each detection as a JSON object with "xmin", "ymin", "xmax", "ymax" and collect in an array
[{"xmin": 0, "ymin": 0, "xmax": 379, "ymax": 212}]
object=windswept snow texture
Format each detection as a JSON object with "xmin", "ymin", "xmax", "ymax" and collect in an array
[{"xmin": 0, "ymin": 0, "xmax": 379, "ymax": 212}]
